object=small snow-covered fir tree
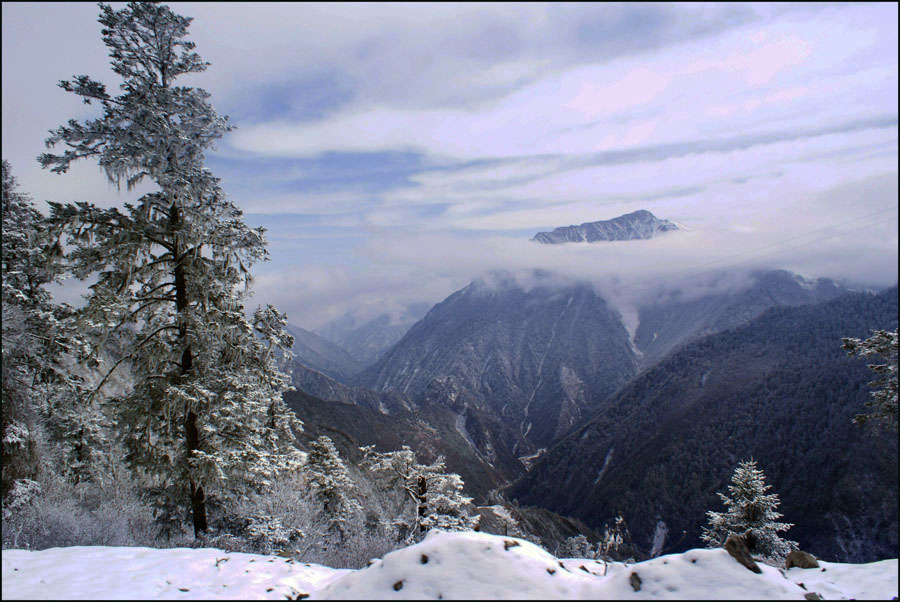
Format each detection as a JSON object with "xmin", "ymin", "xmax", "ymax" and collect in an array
[
  {"xmin": 843, "ymin": 329, "xmax": 898, "ymax": 430},
  {"xmin": 38, "ymin": 2, "xmax": 302, "ymax": 537},
  {"xmin": 701, "ymin": 459, "xmax": 796, "ymax": 563},
  {"xmin": 305, "ymin": 436, "xmax": 362, "ymax": 540},
  {"xmin": 361, "ymin": 445, "xmax": 478, "ymax": 543}
]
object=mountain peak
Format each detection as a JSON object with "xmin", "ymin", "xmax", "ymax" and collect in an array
[{"xmin": 532, "ymin": 209, "xmax": 680, "ymax": 244}]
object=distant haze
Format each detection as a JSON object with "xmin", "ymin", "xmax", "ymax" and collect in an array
[{"xmin": 3, "ymin": 2, "xmax": 897, "ymax": 328}]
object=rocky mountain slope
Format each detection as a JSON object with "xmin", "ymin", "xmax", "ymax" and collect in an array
[
  {"xmin": 507, "ymin": 286, "xmax": 899, "ymax": 563},
  {"xmin": 285, "ymin": 324, "xmax": 363, "ymax": 382},
  {"xmin": 316, "ymin": 305, "xmax": 429, "ymax": 368},
  {"xmin": 531, "ymin": 209, "xmax": 679, "ymax": 244},
  {"xmin": 355, "ymin": 271, "xmax": 639, "ymax": 454},
  {"xmin": 284, "ymin": 388, "xmax": 526, "ymax": 501},
  {"xmin": 291, "ymin": 362, "xmax": 415, "ymax": 414}
]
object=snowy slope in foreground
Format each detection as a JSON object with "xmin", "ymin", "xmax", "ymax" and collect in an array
[{"xmin": 2, "ymin": 531, "xmax": 897, "ymax": 600}]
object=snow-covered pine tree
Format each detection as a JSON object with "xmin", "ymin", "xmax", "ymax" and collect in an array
[
  {"xmin": 843, "ymin": 329, "xmax": 898, "ymax": 430},
  {"xmin": 1, "ymin": 161, "xmax": 91, "ymax": 497},
  {"xmin": 2, "ymin": 160, "xmax": 46, "ymax": 500},
  {"xmin": 701, "ymin": 459, "xmax": 796, "ymax": 563},
  {"xmin": 305, "ymin": 435, "xmax": 362, "ymax": 540},
  {"xmin": 361, "ymin": 445, "xmax": 479, "ymax": 543},
  {"xmin": 38, "ymin": 2, "xmax": 302, "ymax": 537}
]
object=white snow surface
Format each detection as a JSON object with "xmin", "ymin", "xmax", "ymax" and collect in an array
[{"xmin": 2, "ymin": 530, "xmax": 897, "ymax": 600}]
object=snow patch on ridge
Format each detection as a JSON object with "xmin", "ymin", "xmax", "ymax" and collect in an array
[
  {"xmin": 593, "ymin": 447, "xmax": 614, "ymax": 485},
  {"xmin": 454, "ymin": 412, "xmax": 476, "ymax": 449}
]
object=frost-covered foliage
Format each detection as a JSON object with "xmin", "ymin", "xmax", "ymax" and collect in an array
[
  {"xmin": 1, "ymin": 467, "xmax": 158, "ymax": 551},
  {"xmin": 598, "ymin": 514, "xmax": 628, "ymax": 575},
  {"xmin": 558, "ymin": 534, "xmax": 593, "ymax": 558},
  {"xmin": 305, "ymin": 436, "xmax": 362, "ymax": 540},
  {"xmin": 1, "ymin": 160, "xmax": 97, "ymax": 498},
  {"xmin": 2, "ymin": 160, "xmax": 51, "ymax": 496},
  {"xmin": 210, "ymin": 467, "xmax": 397, "ymax": 568},
  {"xmin": 38, "ymin": 2, "xmax": 302, "ymax": 537},
  {"xmin": 843, "ymin": 329, "xmax": 898, "ymax": 430},
  {"xmin": 483, "ymin": 504, "xmax": 533, "ymax": 541},
  {"xmin": 701, "ymin": 459, "xmax": 796, "ymax": 564},
  {"xmin": 361, "ymin": 445, "xmax": 479, "ymax": 544}
]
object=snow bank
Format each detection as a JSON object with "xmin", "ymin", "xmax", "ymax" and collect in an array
[
  {"xmin": 1, "ymin": 545, "xmax": 349, "ymax": 600},
  {"xmin": 2, "ymin": 531, "xmax": 897, "ymax": 600},
  {"xmin": 315, "ymin": 531, "xmax": 834, "ymax": 600},
  {"xmin": 316, "ymin": 530, "xmax": 596, "ymax": 599}
]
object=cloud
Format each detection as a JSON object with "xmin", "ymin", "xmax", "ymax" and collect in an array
[
  {"xmin": 255, "ymin": 170, "xmax": 897, "ymax": 331},
  {"xmin": 249, "ymin": 262, "xmax": 466, "ymax": 330},
  {"xmin": 225, "ymin": 4, "xmax": 896, "ymax": 163},
  {"xmin": 365, "ymin": 171, "xmax": 899, "ymax": 287},
  {"xmin": 3, "ymin": 2, "xmax": 896, "ymax": 332}
]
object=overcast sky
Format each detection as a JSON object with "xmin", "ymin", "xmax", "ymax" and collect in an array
[{"xmin": 2, "ymin": 2, "xmax": 897, "ymax": 330}]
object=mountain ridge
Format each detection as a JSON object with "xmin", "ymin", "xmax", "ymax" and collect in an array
[
  {"xmin": 285, "ymin": 324, "xmax": 363, "ymax": 383},
  {"xmin": 532, "ymin": 209, "xmax": 680, "ymax": 244}
]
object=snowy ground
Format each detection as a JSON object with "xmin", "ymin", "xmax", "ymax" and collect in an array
[{"xmin": 2, "ymin": 531, "xmax": 897, "ymax": 600}]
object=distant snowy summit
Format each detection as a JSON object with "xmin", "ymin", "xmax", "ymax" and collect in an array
[{"xmin": 532, "ymin": 209, "xmax": 680, "ymax": 244}]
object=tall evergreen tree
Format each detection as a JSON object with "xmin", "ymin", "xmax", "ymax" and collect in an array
[
  {"xmin": 38, "ymin": 2, "xmax": 302, "ymax": 537},
  {"xmin": 1, "ymin": 160, "xmax": 89, "ymax": 498},
  {"xmin": 2, "ymin": 160, "xmax": 47, "ymax": 500},
  {"xmin": 843, "ymin": 329, "xmax": 898, "ymax": 430},
  {"xmin": 305, "ymin": 435, "xmax": 362, "ymax": 540},
  {"xmin": 700, "ymin": 459, "xmax": 796, "ymax": 562}
]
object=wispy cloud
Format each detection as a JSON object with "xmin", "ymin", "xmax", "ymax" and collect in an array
[{"xmin": 2, "ymin": 2, "xmax": 896, "ymax": 330}]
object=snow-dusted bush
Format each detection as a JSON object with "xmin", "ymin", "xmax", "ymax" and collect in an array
[
  {"xmin": 597, "ymin": 514, "xmax": 627, "ymax": 575},
  {"xmin": 1, "ymin": 471, "xmax": 157, "ymax": 550},
  {"xmin": 558, "ymin": 534, "xmax": 593, "ymax": 558}
]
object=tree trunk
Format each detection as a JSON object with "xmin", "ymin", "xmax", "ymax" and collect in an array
[
  {"xmin": 185, "ymin": 410, "xmax": 208, "ymax": 536},
  {"xmin": 417, "ymin": 475, "xmax": 427, "ymax": 533},
  {"xmin": 171, "ymin": 201, "xmax": 207, "ymax": 537}
]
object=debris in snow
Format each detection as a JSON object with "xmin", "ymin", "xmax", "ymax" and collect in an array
[
  {"xmin": 786, "ymin": 550, "xmax": 820, "ymax": 569},
  {"xmin": 725, "ymin": 534, "xmax": 762, "ymax": 574},
  {"xmin": 629, "ymin": 571, "xmax": 642, "ymax": 592}
]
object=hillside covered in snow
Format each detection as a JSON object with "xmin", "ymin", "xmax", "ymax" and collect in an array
[{"xmin": 3, "ymin": 531, "xmax": 897, "ymax": 600}]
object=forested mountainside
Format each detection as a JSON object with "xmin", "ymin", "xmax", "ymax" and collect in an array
[
  {"xmin": 634, "ymin": 270, "xmax": 847, "ymax": 367},
  {"xmin": 356, "ymin": 271, "xmax": 638, "ymax": 453},
  {"xmin": 285, "ymin": 324, "xmax": 363, "ymax": 382},
  {"xmin": 508, "ymin": 286, "xmax": 899, "ymax": 563},
  {"xmin": 342, "ymin": 268, "xmax": 849, "ymax": 463}
]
